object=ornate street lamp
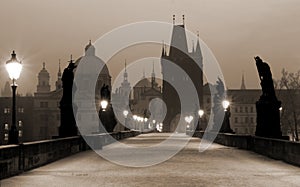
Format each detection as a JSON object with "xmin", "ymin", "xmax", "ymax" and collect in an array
[
  {"xmin": 5, "ymin": 51, "xmax": 22, "ymax": 144},
  {"xmin": 222, "ymin": 100, "xmax": 230, "ymax": 111},
  {"xmin": 123, "ymin": 110, "xmax": 129, "ymax": 130},
  {"xmin": 196, "ymin": 109, "xmax": 204, "ymax": 131},
  {"xmin": 221, "ymin": 100, "xmax": 234, "ymax": 133},
  {"xmin": 100, "ymin": 100, "xmax": 108, "ymax": 111},
  {"xmin": 185, "ymin": 115, "xmax": 193, "ymax": 131}
]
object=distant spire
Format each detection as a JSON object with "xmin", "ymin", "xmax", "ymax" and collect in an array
[
  {"xmin": 125, "ymin": 59, "xmax": 127, "ymax": 72},
  {"xmin": 164, "ymin": 43, "xmax": 167, "ymax": 56},
  {"xmin": 240, "ymin": 72, "xmax": 246, "ymax": 90},
  {"xmin": 173, "ymin": 15, "xmax": 175, "ymax": 25},
  {"xmin": 69, "ymin": 54, "xmax": 73, "ymax": 63},
  {"xmin": 197, "ymin": 31, "xmax": 200, "ymax": 38},
  {"xmin": 124, "ymin": 59, "xmax": 128, "ymax": 81},
  {"xmin": 161, "ymin": 40, "xmax": 165, "ymax": 57},
  {"xmin": 58, "ymin": 59, "xmax": 62, "ymax": 77},
  {"xmin": 89, "ymin": 39, "xmax": 91, "ymax": 45},
  {"xmin": 56, "ymin": 59, "xmax": 62, "ymax": 90},
  {"xmin": 192, "ymin": 40, "xmax": 195, "ymax": 53},
  {"xmin": 151, "ymin": 61, "xmax": 156, "ymax": 88},
  {"xmin": 182, "ymin": 15, "xmax": 185, "ymax": 25},
  {"xmin": 42, "ymin": 62, "xmax": 45, "ymax": 69},
  {"xmin": 143, "ymin": 69, "xmax": 145, "ymax": 78}
]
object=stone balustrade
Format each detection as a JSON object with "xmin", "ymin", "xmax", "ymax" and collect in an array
[
  {"xmin": 193, "ymin": 131, "xmax": 300, "ymax": 167},
  {"xmin": 0, "ymin": 130, "xmax": 140, "ymax": 179}
]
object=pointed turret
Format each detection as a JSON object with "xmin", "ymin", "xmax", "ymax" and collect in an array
[
  {"xmin": 56, "ymin": 59, "xmax": 63, "ymax": 90},
  {"xmin": 151, "ymin": 61, "xmax": 156, "ymax": 88},
  {"xmin": 161, "ymin": 41, "xmax": 165, "ymax": 57},
  {"xmin": 124, "ymin": 59, "xmax": 128, "ymax": 82},
  {"xmin": 240, "ymin": 73, "xmax": 246, "ymax": 90},
  {"xmin": 169, "ymin": 15, "xmax": 189, "ymax": 56}
]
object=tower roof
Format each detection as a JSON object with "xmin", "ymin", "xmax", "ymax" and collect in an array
[
  {"xmin": 168, "ymin": 24, "xmax": 189, "ymax": 56},
  {"xmin": 38, "ymin": 62, "xmax": 50, "ymax": 76},
  {"xmin": 240, "ymin": 73, "xmax": 246, "ymax": 90},
  {"xmin": 85, "ymin": 40, "xmax": 95, "ymax": 56}
]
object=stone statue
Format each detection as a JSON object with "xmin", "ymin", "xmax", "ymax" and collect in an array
[
  {"xmin": 101, "ymin": 84, "xmax": 110, "ymax": 101},
  {"xmin": 254, "ymin": 56, "xmax": 282, "ymax": 138},
  {"xmin": 61, "ymin": 62, "xmax": 77, "ymax": 103},
  {"xmin": 59, "ymin": 61, "xmax": 78, "ymax": 137},
  {"xmin": 255, "ymin": 56, "xmax": 276, "ymax": 99}
]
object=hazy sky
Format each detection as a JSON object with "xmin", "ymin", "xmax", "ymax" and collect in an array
[{"xmin": 0, "ymin": 0, "xmax": 300, "ymax": 94}]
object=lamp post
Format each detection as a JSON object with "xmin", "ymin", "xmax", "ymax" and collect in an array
[
  {"xmin": 100, "ymin": 100, "xmax": 108, "ymax": 111},
  {"xmin": 123, "ymin": 110, "xmax": 129, "ymax": 130},
  {"xmin": 197, "ymin": 109, "xmax": 204, "ymax": 131},
  {"xmin": 185, "ymin": 115, "xmax": 193, "ymax": 134},
  {"xmin": 133, "ymin": 115, "xmax": 137, "ymax": 130},
  {"xmin": 5, "ymin": 51, "xmax": 22, "ymax": 144},
  {"xmin": 221, "ymin": 100, "xmax": 233, "ymax": 133}
]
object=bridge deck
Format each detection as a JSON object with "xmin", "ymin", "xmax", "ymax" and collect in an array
[{"xmin": 1, "ymin": 133, "xmax": 300, "ymax": 187}]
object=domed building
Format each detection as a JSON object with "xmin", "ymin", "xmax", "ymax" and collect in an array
[
  {"xmin": 72, "ymin": 41, "xmax": 113, "ymax": 134},
  {"xmin": 132, "ymin": 66, "xmax": 162, "ymax": 118},
  {"xmin": 74, "ymin": 41, "xmax": 111, "ymax": 108},
  {"xmin": 37, "ymin": 62, "xmax": 51, "ymax": 93}
]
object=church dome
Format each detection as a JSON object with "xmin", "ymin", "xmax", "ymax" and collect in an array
[
  {"xmin": 74, "ymin": 41, "xmax": 110, "ymax": 76},
  {"xmin": 38, "ymin": 62, "xmax": 50, "ymax": 79},
  {"xmin": 135, "ymin": 78, "xmax": 151, "ymax": 88}
]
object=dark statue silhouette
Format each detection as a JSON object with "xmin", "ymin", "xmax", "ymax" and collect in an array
[
  {"xmin": 59, "ymin": 61, "xmax": 78, "ymax": 137},
  {"xmin": 100, "ymin": 84, "xmax": 111, "ymax": 101},
  {"xmin": 254, "ymin": 56, "xmax": 282, "ymax": 138},
  {"xmin": 99, "ymin": 84, "xmax": 117, "ymax": 133},
  {"xmin": 212, "ymin": 78, "xmax": 233, "ymax": 133}
]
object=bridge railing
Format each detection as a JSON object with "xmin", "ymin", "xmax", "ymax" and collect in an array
[
  {"xmin": 0, "ymin": 130, "xmax": 140, "ymax": 180},
  {"xmin": 193, "ymin": 131, "xmax": 300, "ymax": 167}
]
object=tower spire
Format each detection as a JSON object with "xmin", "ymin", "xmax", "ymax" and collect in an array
[
  {"xmin": 151, "ymin": 61, "xmax": 156, "ymax": 88},
  {"xmin": 192, "ymin": 40, "xmax": 195, "ymax": 53},
  {"xmin": 58, "ymin": 59, "xmax": 62, "ymax": 77},
  {"xmin": 161, "ymin": 40, "xmax": 165, "ymax": 57},
  {"xmin": 182, "ymin": 15, "xmax": 185, "ymax": 26},
  {"xmin": 43, "ymin": 62, "xmax": 45, "ymax": 69},
  {"xmin": 69, "ymin": 54, "xmax": 74, "ymax": 63},
  {"xmin": 124, "ymin": 59, "xmax": 128, "ymax": 81},
  {"xmin": 56, "ymin": 59, "xmax": 63, "ymax": 90},
  {"xmin": 240, "ymin": 72, "xmax": 246, "ymax": 90}
]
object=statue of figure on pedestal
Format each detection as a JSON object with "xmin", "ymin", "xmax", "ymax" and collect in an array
[
  {"xmin": 254, "ymin": 56, "xmax": 282, "ymax": 138},
  {"xmin": 59, "ymin": 60, "xmax": 78, "ymax": 137}
]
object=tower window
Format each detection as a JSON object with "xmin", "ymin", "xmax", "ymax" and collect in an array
[
  {"xmin": 4, "ymin": 123, "xmax": 9, "ymax": 130},
  {"xmin": 18, "ymin": 121, "xmax": 23, "ymax": 127},
  {"xmin": 18, "ymin": 107, "xmax": 24, "ymax": 113},
  {"xmin": 234, "ymin": 117, "xmax": 238, "ymax": 123},
  {"xmin": 4, "ymin": 108, "xmax": 10, "ymax": 114},
  {"xmin": 4, "ymin": 133, "xmax": 8, "ymax": 141},
  {"xmin": 40, "ymin": 102, "xmax": 48, "ymax": 108}
]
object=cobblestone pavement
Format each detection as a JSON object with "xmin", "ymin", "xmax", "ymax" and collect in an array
[{"xmin": 1, "ymin": 133, "xmax": 300, "ymax": 187}]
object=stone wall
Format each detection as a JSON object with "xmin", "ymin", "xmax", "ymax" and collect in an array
[
  {"xmin": 0, "ymin": 131, "xmax": 140, "ymax": 179},
  {"xmin": 193, "ymin": 131, "xmax": 300, "ymax": 167}
]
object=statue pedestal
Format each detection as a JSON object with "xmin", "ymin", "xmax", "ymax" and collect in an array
[
  {"xmin": 59, "ymin": 104, "xmax": 77, "ymax": 137},
  {"xmin": 99, "ymin": 106, "xmax": 117, "ymax": 133},
  {"xmin": 255, "ymin": 98, "xmax": 282, "ymax": 139}
]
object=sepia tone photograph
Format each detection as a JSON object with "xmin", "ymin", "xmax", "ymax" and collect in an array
[{"xmin": 0, "ymin": 0, "xmax": 300, "ymax": 186}]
